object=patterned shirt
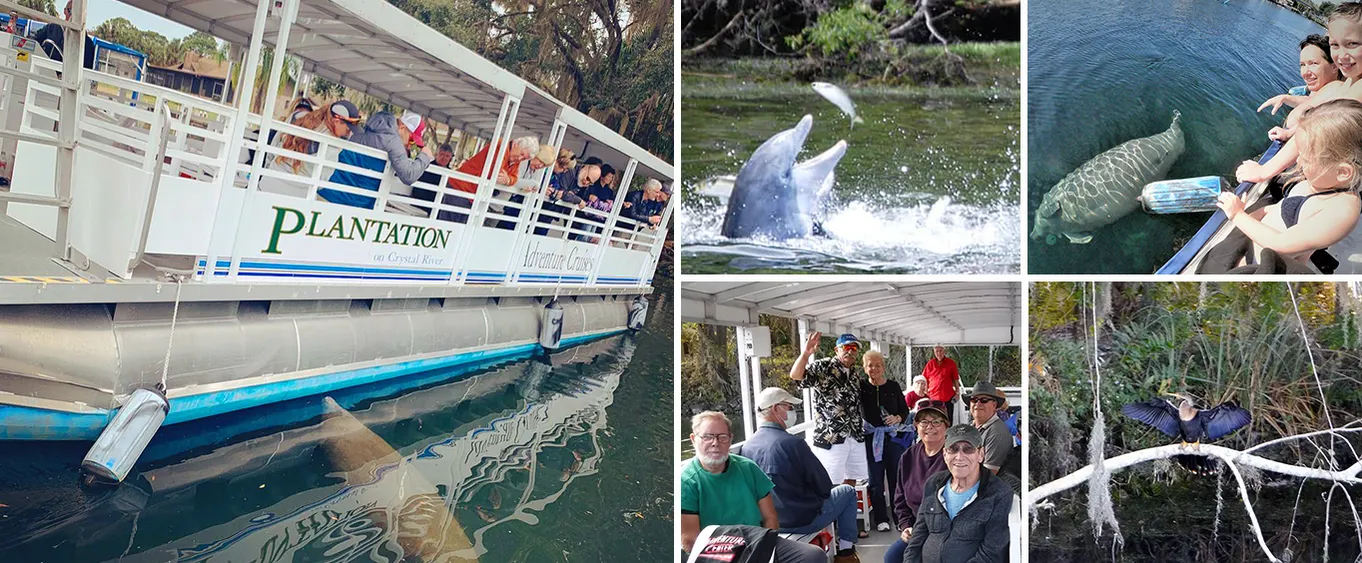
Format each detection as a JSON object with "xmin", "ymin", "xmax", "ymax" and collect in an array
[{"xmin": 797, "ymin": 357, "xmax": 864, "ymax": 445}]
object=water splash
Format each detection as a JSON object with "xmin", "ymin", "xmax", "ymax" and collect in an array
[{"xmin": 681, "ymin": 188, "xmax": 1019, "ymax": 273}]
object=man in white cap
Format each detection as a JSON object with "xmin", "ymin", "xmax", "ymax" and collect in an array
[
  {"xmin": 739, "ymin": 387, "xmax": 862, "ymax": 563},
  {"xmin": 323, "ymin": 109, "xmax": 435, "ymax": 209}
]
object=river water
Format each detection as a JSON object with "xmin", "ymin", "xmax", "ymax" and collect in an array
[
  {"xmin": 1027, "ymin": 0, "xmax": 1322, "ymax": 273},
  {"xmin": 0, "ymin": 289, "xmax": 674, "ymax": 563},
  {"xmin": 681, "ymin": 81, "xmax": 1020, "ymax": 274}
]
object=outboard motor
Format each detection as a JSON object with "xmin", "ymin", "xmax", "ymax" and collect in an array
[
  {"xmin": 627, "ymin": 295, "xmax": 649, "ymax": 331},
  {"xmin": 82, "ymin": 385, "xmax": 170, "ymax": 485},
  {"xmin": 540, "ymin": 299, "xmax": 565, "ymax": 351}
]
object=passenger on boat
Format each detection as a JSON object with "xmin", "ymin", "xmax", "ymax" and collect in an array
[
  {"xmin": 410, "ymin": 143, "xmax": 455, "ymax": 209},
  {"xmin": 321, "ymin": 110, "xmax": 434, "ymax": 209},
  {"xmin": 258, "ymin": 100, "xmax": 361, "ymax": 198},
  {"xmin": 739, "ymin": 388, "xmax": 863, "ymax": 562},
  {"xmin": 921, "ymin": 346, "xmax": 962, "ymax": 424},
  {"xmin": 790, "ymin": 332, "xmax": 868, "ymax": 489},
  {"xmin": 31, "ymin": 2, "xmax": 94, "ymax": 69},
  {"xmin": 966, "ymin": 381, "xmax": 1015, "ymax": 476},
  {"xmin": 859, "ymin": 350, "xmax": 911, "ymax": 534},
  {"xmin": 680, "ymin": 411, "xmax": 827, "ymax": 563},
  {"xmin": 7, "ymin": 12, "xmax": 19, "ymax": 35},
  {"xmin": 440, "ymin": 135, "xmax": 546, "ymax": 223},
  {"xmin": 622, "ymin": 179, "xmax": 668, "ymax": 228},
  {"xmin": 545, "ymin": 161, "xmax": 601, "ymax": 238},
  {"xmin": 1258, "ymin": 34, "xmax": 1343, "ymax": 142},
  {"xmin": 1238, "ymin": 5, "xmax": 1362, "ymax": 184},
  {"xmin": 905, "ymin": 376, "xmax": 930, "ymax": 412},
  {"xmin": 883, "ymin": 402, "xmax": 949, "ymax": 563},
  {"xmin": 1204, "ymin": 99, "xmax": 1362, "ymax": 273},
  {"xmin": 903, "ymin": 424, "xmax": 1012, "ymax": 563}
]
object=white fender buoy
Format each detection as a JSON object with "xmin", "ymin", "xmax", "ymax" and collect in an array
[
  {"xmin": 540, "ymin": 299, "xmax": 564, "ymax": 350},
  {"xmin": 82, "ymin": 386, "xmax": 169, "ymax": 485},
  {"xmin": 627, "ymin": 295, "xmax": 649, "ymax": 331}
]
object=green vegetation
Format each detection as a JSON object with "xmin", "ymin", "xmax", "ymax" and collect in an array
[
  {"xmin": 683, "ymin": 41, "xmax": 1020, "ymax": 89},
  {"xmin": 683, "ymin": 0, "xmax": 1018, "ymax": 86},
  {"xmin": 1031, "ymin": 282, "xmax": 1362, "ymax": 561}
]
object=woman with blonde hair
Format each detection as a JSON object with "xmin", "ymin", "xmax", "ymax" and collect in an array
[
  {"xmin": 1203, "ymin": 98, "xmax": 1362, "ymax": 273},
  {"xmin": 259, "ymin": 100, "xmax": 361, "ymax": 196}
]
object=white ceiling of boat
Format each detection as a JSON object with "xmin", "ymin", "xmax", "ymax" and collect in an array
[
  {"xmin": 117, "ymin": 0, "xmax": 672, "ymax": 182},
  {"xmin": 680, "ymin": 282, "xmax": 1022, "ymax": 346}
]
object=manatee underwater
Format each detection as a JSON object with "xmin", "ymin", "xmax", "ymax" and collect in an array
[
  {"xmin": 720, "ymin": 114, "xmax": 848, "ymax": 240},
  {"xmin": 1031, "ymin": 111, "xmax": 1185, "ymax": 244}
]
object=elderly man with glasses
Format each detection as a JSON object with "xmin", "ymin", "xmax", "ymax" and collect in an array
[
  {"xmin": 740, "ymin": 388, "xmax": 862, "ymax": 563},
  {"xmin": 681, "ymin": 411, "xmax": 825, "ymax": 562},
  {"xmin": 790, "ymin": 332, "xmax": 868, "ymax": 490},
  {"xmin": 903, "ymin": 424, "xmax": 1011, "ymax": 563},
  {"xmin": 966, "ymin": 381, "xmax": 1014, "ymax": 475}
]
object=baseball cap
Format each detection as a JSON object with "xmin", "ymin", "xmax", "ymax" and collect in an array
[
  {"xmin": 835, "ymin": 334, "xmax": 859, "ymax": 348},
  {"xmin": 329, "ymin": 100, "xmax": 361, "ymax": 123},
  {"xmin": 399, "ymin": 110, "xmax": 426, "ymax": 148},
  {"xmin": 755, "ymin": 387, "xmax": 803, "ymax": 410},
  {"xmin": 944, "ymin": 424, "xmax": 983, "ymax": 448}
]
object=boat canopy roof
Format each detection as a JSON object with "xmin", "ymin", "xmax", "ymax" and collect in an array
[
  {"xmin": 681, "ymin": 282, "xmax": 1022, "ymax": 346},
  {"xmin": 120, "ymin": 0, "xmax": 671, "ymax": 181}
]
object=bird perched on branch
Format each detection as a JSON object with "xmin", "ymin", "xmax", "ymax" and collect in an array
[{"xmin": 1121, "ymin": 382, "xmax": 1252, "ymax": 475}]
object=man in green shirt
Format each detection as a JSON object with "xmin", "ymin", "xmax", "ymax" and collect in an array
[{"xmin": 681, "ymin": 411, "xmax": 830, "ymax": 562}]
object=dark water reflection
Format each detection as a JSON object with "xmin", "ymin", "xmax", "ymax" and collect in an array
[{"xmin": 0, "ymin": 292, "xmax": 674, "ymax": 562}]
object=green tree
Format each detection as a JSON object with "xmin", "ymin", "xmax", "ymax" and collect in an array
[{"xmin": 17, "ymin": 0, "xmax": 56, "ymax": 18}]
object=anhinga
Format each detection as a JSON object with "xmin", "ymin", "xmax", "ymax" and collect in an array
[{"xmin": 1121, "ymin": 389, "xmax": 1252, "ymax": 475}]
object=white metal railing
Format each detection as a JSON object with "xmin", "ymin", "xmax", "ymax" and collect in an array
[{"xmin": 0, "ymin": 13, "xmax": 671, "ymax": 287}]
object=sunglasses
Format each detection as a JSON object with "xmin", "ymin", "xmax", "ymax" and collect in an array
[
  {"xmin": 946, "ymin": 444, "xmax": 978, "ymax": 455},
  {"xmin": 969, "ymin": 397, "xmax": 997, "ymax": 405}
]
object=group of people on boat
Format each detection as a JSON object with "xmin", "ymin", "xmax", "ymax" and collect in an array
[
  {"xmin": 682, "ymin": 337, "xmax": 1021, "ymax": 563},
  {"xmin": 1200, "ymin": 3, "xmax": 1362, "ymax": 273},
  {"xmin": 259, "ymin": 95, "xmax": 668, "ymax": 235}
]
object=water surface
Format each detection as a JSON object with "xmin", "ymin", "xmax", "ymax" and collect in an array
[{"xmin": 0, "ymin": 292, "xmax": 674, "ymax": 563}]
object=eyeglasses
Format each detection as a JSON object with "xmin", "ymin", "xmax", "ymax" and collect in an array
[
  {"xmin": 917, "ymin": 419, "xmax": 947, "ymax": 428},
  {"xmin": 696, "ymin": 433, "xmax": 733, "ymax": 444},
  {"xmin": 946, "ymin": 444, "xmax": 978, "ymax": 456},
  {"xmin": 969, "ymin": 397, "xmax": 996, "ymax": 405}
]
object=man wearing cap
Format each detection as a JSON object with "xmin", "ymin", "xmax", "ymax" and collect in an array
[
  {"xmin": 322, "ymin": 110, "xmax": 435, "ymax": 209},
  {"xmin": 790, "ymin": 331, "xmax": 867, "ymax": 489},
  {"xmin": 904, "ymin": 424, "xmax": 1011, "ymax": 563},
  {"xmin": 739, "ymin": 388, "xmax": 862, "ymax": 563},
  {"xmin": 921, "ymin": 345, "xmax": 962, "ymax": 423},
  {"xmin": 966, "ymin": 381, "xmax": 1014, "ymax": 475},
  {"xmin": 680, "ymin": 411, "xmax": 825, "ymax": 563}
]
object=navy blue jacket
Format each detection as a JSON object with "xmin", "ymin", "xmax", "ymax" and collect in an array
[{"xmin": 738, "ymin": 423, "xmax": 833, "ymax": 528}]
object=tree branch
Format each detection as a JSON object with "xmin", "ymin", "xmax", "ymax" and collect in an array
[
  {"xmin": 1029, "ymin": 442, "xmax": 1362, "ymax": 563},
  {"xmin": 682, "ymin": 9, "xmax": 743, "ymax": 57}
]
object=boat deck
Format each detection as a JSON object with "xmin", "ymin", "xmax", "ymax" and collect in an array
[{"xmin": 0, "ymin": 210, "xmax": 111, "ymax": 282}]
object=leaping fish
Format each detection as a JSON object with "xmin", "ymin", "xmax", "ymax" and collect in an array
[
  {"xmin": 812, "ymin": 82, "xmax": 864, "ymax": 129},
  {"xmin": 1031, "ymin": 111, "xmax": 1186, "ymax": 244}
]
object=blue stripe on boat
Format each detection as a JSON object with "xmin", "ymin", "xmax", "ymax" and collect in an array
[{"xmin": 0, "ymin": 330, "xmax": 622, "ymax": 441}]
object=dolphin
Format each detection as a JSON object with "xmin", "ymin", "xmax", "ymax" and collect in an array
[
  {"xmin": 812, "ymin": 82, "xmax": 864, "ymax": 128},
  {"xmin": 720, "ymin": 115, "xmax": 848, "ymax": 240},
  {"xmin": 1031, "ymin": 110, "xmax": 1185, "ymax": 244}
]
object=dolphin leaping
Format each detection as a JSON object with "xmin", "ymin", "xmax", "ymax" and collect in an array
[{"xmin": 720, "ymin": 115, "xmax": 848, "ymax": 240}]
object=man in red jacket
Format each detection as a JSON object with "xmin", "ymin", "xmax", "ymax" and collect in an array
[{"xmin": 920, "ymin": 345, "xmax": 962, "ymax": 423}]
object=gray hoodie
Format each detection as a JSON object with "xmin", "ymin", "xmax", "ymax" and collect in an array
[{"xmin": 321, "ymin": 111, "xmax": 433, "ymax": 208}]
